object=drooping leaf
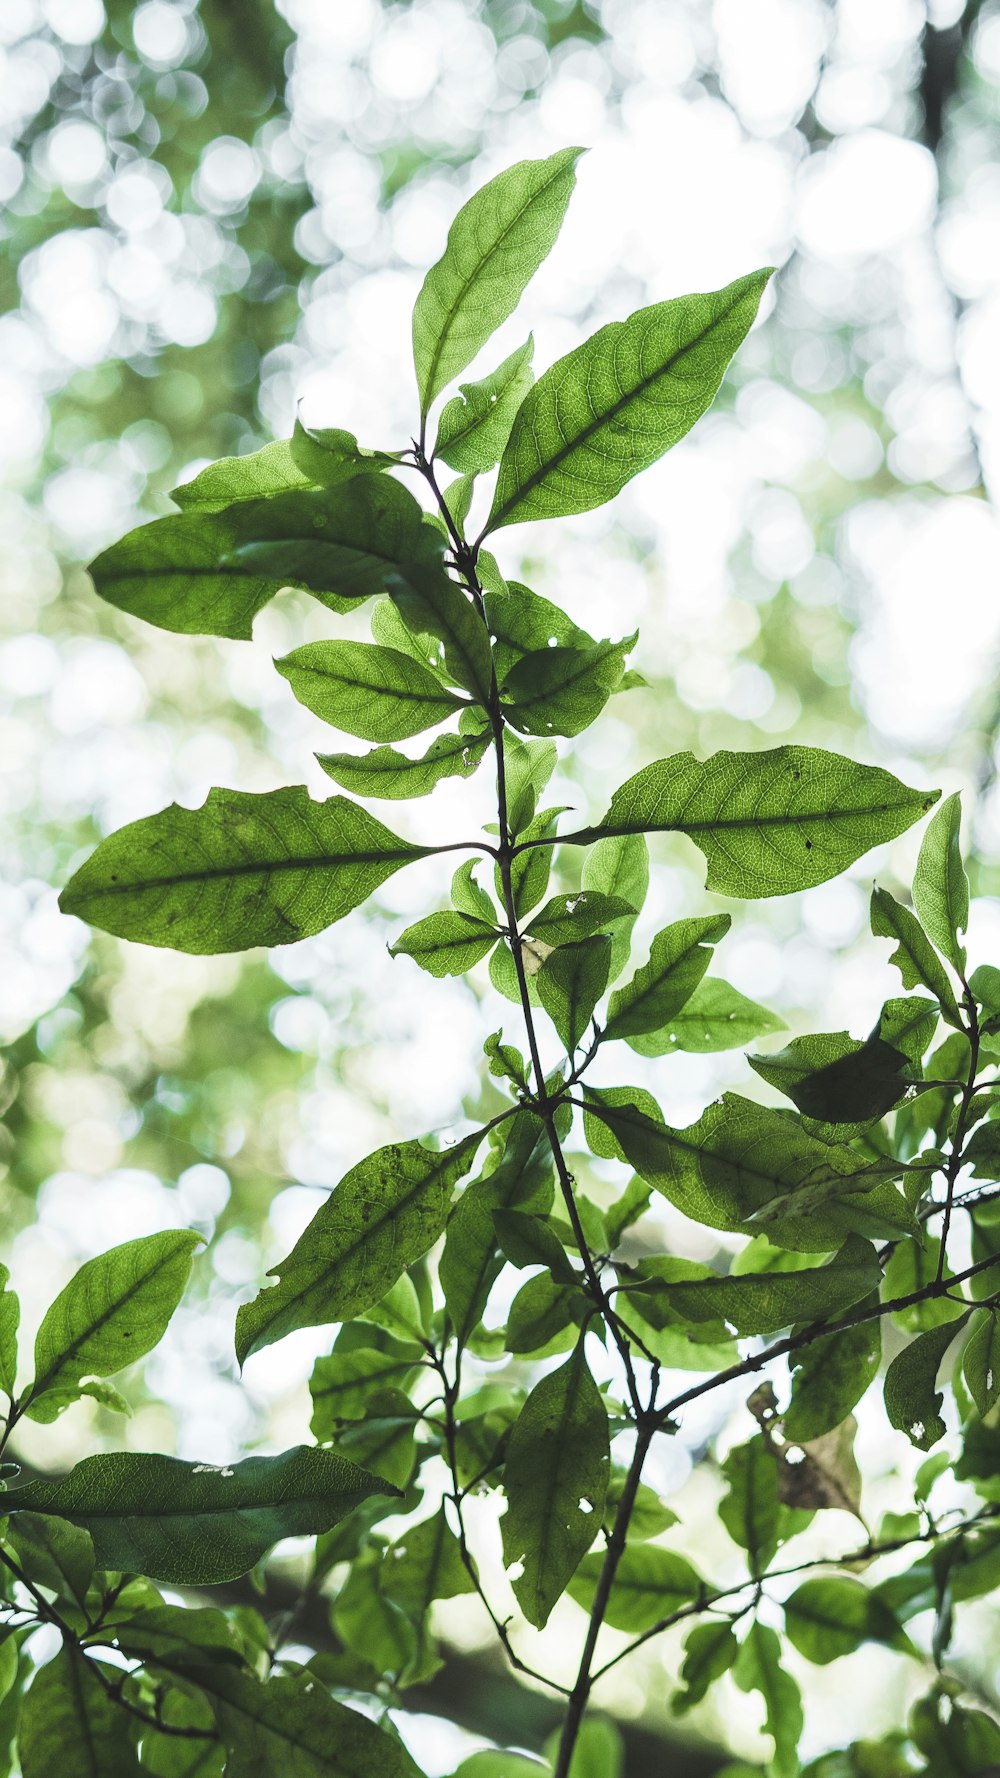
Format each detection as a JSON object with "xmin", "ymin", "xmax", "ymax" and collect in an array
[
  {"xmin": 506, "ymin": 1273, "xmax": 587, "ymax": 1355},
  {"xmin": 388, "ymin": 564, "xmax": 494, "ymax": 705},
  {"xmin": 333, "ymin": 1390, "xmax": 419, "ymax": 1491},
  {"xmin": 500, "ymin": 1338, "xmax": 610, "ymax": 1628},
  {"xmin": 109, "ymin": 1605, "xmax": 246, "ymax": 1674},
  {"xmin": 18, "ymin": 1647, "xmax": 142, "ymax": 1778},
  {"xmin": 626, "ymin": 976, "xmax": 785, "ymax": 1055},
  {"xmin": 733, "ymin": 1622, "xmax": 803, "ymax": 1778},
  {"xmin": 784, "ymin": 1576, "xmax": 910, "ymax": 1665},
  {"xmin": 413, "ymin": 147, "xmax": 582, "ymax": 413},
  {"xmin": 870, "ymin": 887, "xmax": 960, "ymax": 1023},
  {"xmin": 556, "ymin": 747, "xmax": 938, "ymax": 899},
  {"xmin": 7, "ymin": 1446, "xmax": 394, "ymax": 1586},
  {"xmin": 500, "ymin": 636, "xmax": 634, "ymax": 738},
  {"xmin": 567, "ymin": 1545, "xmax": 703, "ymax": 1632},
  {"xmin": 912, "ymin": 791, "xmax": 968, "ymax": 973},
  {"xmin": 6, "ymin": 1513, "xmax": 95, "ymax": 1607},
  {"xmin": 603, "ymin": 915, "xmax": 730, "ymax": 1043},
  {"xmin": 962, "ymin": 1308, "xmax": 1000, "ymax": 1417},
  {"xmin": 276, "ymin": 642, "xmax": 472, "ymax": 741},
  {"xmin": 884, "ymin": 1316, "xmax": 969, "ymax": 1450},
  {"xmin": 451, "ymin": 857, "xmax": 500, "ymax": 923},
  {"xmin": 25, "ymin": 1231, "xmax": 201, "ymax": 1423},
  {"xmin": 171, "ymin": 423, "xmax": 396, "ymax": 511},
  {"xmin": 60, "ymin": 787, "xmax": 431, "ymax": 954},
  {"xmin": 389, "ymin": 911, "xmax": 500, "ymax": 977},
  {"xmin": 784, "ymin": 1308, "xmax": 882, "ymax": 1441},
  {"xmin": 537, "ymin": 935, "xmax": 611, "ymax": 1052},
  {"xmin": 236, "ymin": 1135, "xmax": 482, "ymax": 1363},
  {"xmin": 435, "ymin": 337, "xmax": 535, "ymax": 474},
  {"xmin": 631, "ymin": 1236, "xmax": 879, "ymax": 1337},
  {"xmin": 485, "ymin": 270, "xmax": 772, "ymax": 532},
  {"xmin": 184, "ymin": 1667, "xmax": 422, "ymax": 1777},
  {"xmin": 317, "ymin": 727, "xmax": 492, "ymax": 800},
  {"xmin": 493, "ymin": 1209, "xmax": 577, "ymax": 1283}
]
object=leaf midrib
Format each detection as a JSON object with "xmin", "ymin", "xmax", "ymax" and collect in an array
[
  {"xmin": 29, "ymin": 1240, "xmax": 193, "ymax": 1405},
  {"xmin": 66, "ymin": 845, "xmax": 430, "ymax": 904}
]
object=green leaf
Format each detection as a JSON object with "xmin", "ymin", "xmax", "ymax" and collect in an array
[
  {"xmin": 626, "ymin": 976, "xmax": 785, "ymax": 1055},
  {"xmin": 171, "ymin": 424, "xmax": 396, "ymax": 511},
  {"xmin": 537, "ymin": 935, "xmax": 611, "ymax": 1052},
  {"xmin": 318, "ymin": 727, "xmax": 492, "ymax": 800},
  {"xmin": 90, "ymin": 476, "xmax": 436, "ymax": 640},
  {"xmin": 603, "ymin": 1472, "xmax": 678, "ymax": 1541},
  {"xmin": 19, "ymin": 1648, "xmax": 142, "ymax": 1778},
  {"xmin": 502, "ymin": 731, "xmax": 558, "ymax": 835},
  {"xmin": 60, "ymin": 787, "xmax": 430, "ymax": 955},
  {"xmin": 568, "ymin": 1545, "xmax": 703, "ymax": 1632},
  {"xmin": 506, "ymin": 1273, "xmax": 586, "ymax": 1355},
  {"xmin": 334, "ymin": 1390, "xmax": 418, "ymax": 1491},
  {"xmin": 603, "ymin": 915, "xmax": 730, "ymax": 1043},
  {"xmin": 389, "ymin": 911, "xmax": 499, "ymax": 977},
  {"xmin": 452, "ymin": 1756, "xmax": 547, "ymax": 1778},
  {"xmin": 526, "ymin": 890, "xmax": 637, "ymax": 948},
  {"xmin": 870, "ymin": 887, "xmax": 960, "ymax": 1023},
  {"xmin": 236, "ymin": 1134, "xmax": 481, "ymax": 1362},
  {"xmin": 733, "ymin": 1622, "xmax": 803, "ymax": 1778},
  {"xmin": 0, "ymin": 1265, "xmax": 18, "ymax": 1397},
  {"xmin": 581, "ymin": 833, "xmax": 648, "ymax": 979},
  {"xmin": 110, "ymin": 1604, "xmax": 246, "ymax": 1673},
  {"xmin": 500, "ymin": 1338, "xmax": 610, "ymax": 1628},
  {"xmin": 748, "ymin": 1029, "xmax": 914, "ymax": 1124},
  {"xmin": 673, "ymin": 1621, "xmax": 739, "ymax": 1715},
  {"xmin": 884, "ymin": 1315, "xmax": 969, "ymax": 1450},
  {"xmin": 381, "ymin": 1508, "xmax": 475, "ymax": 1625},
  {"xmin": 388, "ymin": 564, "xmax": 494, "ymax": 706},
  {"xmin": 413, "ymin": 147, "xmax": 582, "ymax": 413},
  {"xmin": 719, "ymin": 1438, "xmax": 780, "ymax": 1572},
  {"xmin": 560, "ymin": 747, "xmax": 938, "ymax": 899},
  {"xmin": 6, "ymin": 1512, "xmax": 95, "ymax": 1607},
  {"xmin": 451, "ymin": 858, "xmax": 499, "ymax": 923},
  {"xmin": 784, "ymin": 1576, "xmax": 910, "ymax": 1665},
  {"xmin": 485, "ymin": 270, "xmax": 772, "ymax": 533},
  {"xmin": 25, "ymin": 1231, "xmax": 201, "ymax": 1423},
  {"xmin": 913, "ymin": 791, "xmax": 968, "ymax": 973},
  {"xmin": 962, "ymin": 1308, "xmax": 1000, "ymax": 1417},
  {"xmin": 186, "ymin": 1667, "xmax": 422, "ymax": 1777},
  {"xmin": 500, "ymin": 636, "xmax": 634, "ymax": 738},
  {"xmin": 435, "ymin": 337, "xmax": 535, "ymax": 474},
  {"xmin": 784, "ymin": 1309, "xmax": 882, "ymax": 1441},
  {"xmin": 7, "ymin": 1446, "xmax": 394, "ymax": 1586},
  {"xmin": 440, "ymin": 1115, "xmax": 552, "ymax": 1343},
  {"xmin": 276, "ymin": 642, "xmax": 471, "ymax": 741},
  {"xmin": 502, "ymin": 806, "xmax": 561, "ymax": 921},
  {"xmin": 310, "ymin": 1348, "xmax": 423, "ymax": 1436},
  {"xmin": 631, "ymin": 1236, "xmax": 879, "ymax": 1337},
  {"xmin": 493, "ymin": 1209, "xmax": 577, "ymax": 1282}
]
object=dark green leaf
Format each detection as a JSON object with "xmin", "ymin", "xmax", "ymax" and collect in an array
[
  {"xmin": 310, "ymin": 1349, "xmax": 423, "ymax": 1435},
  {"xmin": 962, "ymin": 1308, "xmax": 1000, "ymax": 1417},
  {"xmin": 493, "ymin": 1209, "xmax": 576, "ymax": 1282},
  {"xmin": 913, "ymin": 791, "xmax": 968, "ymax": 973},
  {"xmin": 500, "ymin": 1338, "xmax": 610, "ymax": 1627},
  {"xmin": 784, "ymin": 1576, "xmax": 910, "ymax": 1665},
  {"xmin": 25, "ymin": 1231, "xmax": 201, "ymax": 1423},
  {"xmin": 6, "ymin": 1513, "xmax": 95, "ymax": 1607},
  {"xmin": 7, "ymin": 1446, "xmax": 394, "ymax": 1586},
  {"xmin": 440, "ymin": 1115, "xmax": 552, "ymax": 1342},
  {"xmin": 236, "ymin": 1134, "xmax": 481, "ymax": 1362},
  {"xmin": 603, "ymin": 1472, "xmax": 678, "ymax": 1541},
  {"xmin": 318, "ymin": 727, "xmax": 492, "ymax": 799},
  {"xmin": 626, "ymin": 976, "xmax": 785, "ymax": 1055},
  {"xmin": 719, "ymin": 1438, "xmax": 780, "ymax": 1572},
  {"xmin": 110, "ymin": 1605, "xmax": 245, "ymax": 1673},
  {"xmin": 19, "ymin": 1648, "xmax": 141, "ymax": 1778},
  {"xmin": 388, "ymin": 564, "xmax": 494, "ymax": 705},
  {"xmin": 390, "ymin": 911, "xmax": 499, "ymax": 977},
  {"xmin": 188, "ymin": 1666, "xmax": 422, "ymax": 1777},
  {"xmin": 60, "ymin": 787, "xmax": 430, "ymax": 955},
  {"xmin": 559, "ymin": 747, "xmax": 938, "ymax": 899},
  {"xmin": 277, "ymin": 642, "xmax": 471, "ymax": 741},
  {"xmin": 381, "ymin": 1508, "xmax": 475, "ymax": 1620},
  {"xmin": 784, "ymin": 1308, "xmax": 882, "ymax": 1441},
  {"xmin": 749, "ymin": 1030, "xmax": 914, "ymax": 1124},
  {"xmin": 501, "ymin": 806, "xmax": 561, "ymax": 921},
  {"xmin": 631, "ymin": 1236, "xmax": 879, "ymax": 1337},
  {"xmin": 568, "ymin": 1545, "xmax": 703, "ymax": 1632},
  {"xmin": 413, "ymin": 147, "xmax": 582, "ymax": 412},
  {"xmin": 0, "ymin": 1265, "xmax": 18, "ymax": 1398},
  {"xmin": 537, "ymin": 935, "xmax": 611, "ymax": 1052},
  {"xmin": 673, "ymin": 1620, "xmax": 738, "ymax": 1715},
  {"xmin": 435, "ymin": 337, "xmax": 535, "ymax": 474},
  {"xmin": 603, "ymin": 915, "xmax": 730, "ymax": 1042},
  {"xmin": 870, "ymin": 888, "xmax": 960, "ymax": 1023},
  {"xmin": 485, "ymin": 270, "xmax": 772, "ymax": 532},
  {"xmin": 883, "ymin": 1236, "xmax": 965, "ymax": 1331},
  {"xmin": 960, "ymin": 1118, "xmax": 1000, "ymax": 1182},
  {"xmin": 500, "ymin": 636, "xmax": 634, "ymax": 738},
  {"xmin": 505, "ymin": 1273, "xmax": 586, "ymax": 1355},
  {"xmin": 733, "ymin": 1622, "xmax": 803, "ymax": 1778},
  {"xmin": 526, "ymin": 890, "xmax": 637, "ymax": 948},
  {"xmin": 334, "ymin": 1390, "xmax": 418, "ymax": 1490},
  {"xmin": 884, "ymin": 1316, "xmax": 969, "ymax": 1450}
]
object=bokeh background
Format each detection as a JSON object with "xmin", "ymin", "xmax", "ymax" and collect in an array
[{"xmin": 3, "ymin": 0, "xmax": 1000, "ymax": 1770}]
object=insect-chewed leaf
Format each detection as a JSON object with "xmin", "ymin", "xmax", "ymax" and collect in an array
[
  {"xmin": 501, "ymin": 1338, "xmax": 610, "ymax": 1628},
  {"xmin": 19, "ymin": 1647, "xmax": 141, "ymax": 1778},
  {"xmin": 963, "ymin": 1308, "xmax": 1000, "ymax": 1418},
  {"xmin": 276, "ymin": 641, "xmax": 472, "ymax": 742},
  {"xmin": 884, "ymin": 1316, "xmax": 970, "ymax": 1450},
  {"xmin": 413, "ymin": 148, "xmax": 582, "ymax": 412},
  {"xmin": 525, "ymin": 890, "xmax": 637, "ymax": 948},
  {"xmin": 484, "ymin": 270, "xmax": 772, "ymax": 533},
  {"xmin": 25, "ymin": 1231, "xmax": 202, "ymax": 1423},
  {"xmin": 784, "ymin": 1308, "xmax": 882, "ymax": 1442},
  {"xmin": 6, "ymin": 1446, "xmax": 394, "ymax": 1586},
  {"xmin": 59, "ymin": 786, "xmax": 431, "ymax": 954},
  {"xmin": 318, "ymin": 728, "xmax": 492, "ymax": 800},
  {"xmin": 913, "ymin": 791, "xmax": 968, "ymax": 973},
  {"xmin": 178, "ymin": 1666, "xmax": 423, "ymax": 1776},
  {"xmin": 236, "ymin": 1134, "xmax": 483, "ymax": 1363},
  {"xmin": 603, "ymin": 915, "xmax": 730, "ymax": 1042},
  {"xmin": 485, "ymin": 578, "xmax": 595, "ymax": 682},
  {"xmin": 171, "ymin": 422, "xmax": 397, "ymax": 512},
  {"xmin": 627, "ymin": 976, "xmax": 784, "ymax": 1055},
  {"xmin": 435, "ymin": 337, "xmax": 535, "ymax": 474},
  {"xmin": 559, "ymin": 747, "xmax": 938, "ymax": 899},
  {"xmin": 388, "ymin": 564, "xmax": 494, "ymax": 705}
]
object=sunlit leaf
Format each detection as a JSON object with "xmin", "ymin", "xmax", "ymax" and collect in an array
[
  {"xmin": 912, "ymin": 791, "xmax": 968, "ymax": 973},
  {"xmin": 276, "ymin": 642, "xmax": 473, "ymax": 741},
  {"xmin": 435, "ymin": 337, "xmax": 535, "ymax": 474}
]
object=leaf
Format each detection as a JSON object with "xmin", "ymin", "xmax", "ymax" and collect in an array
[
  {"xmin": 748, "ymin": 1029, "xmax": 915, "ymax": 1124},
  {"xmin": 413, "ymin": 147, "xmax": 582, "ymax": 413},
  {"xmin": 784, "ymin": 1576, "xmax": 910, "ymax": 1665},
  {"xmin": 452, "ymin": 1756, "xmax": 547, "ymax": 1778},
  {"xmin": 870, "ymin": 887, "xmax": 960, "ymax": 1023},
  {"xmin": 318, "ymin": 727, "xmax": 492, "ymax": 800},
  {"xmin": 19, "ymin": 1647, "xmax": 142, "ymax": 1778},
  {"xmin": 334, "ymin": 1390, "xmax": 418, "ymax": 1490},
  {"xmin": 719, "ymin": 1438, "xmax": 780, "ymax": 1573},
  {"xmin": 276, "ymin": 642, "xmax": 472, "ymax": 742},
  {"xmin": 537, "ymin": 935, "xmax": 611, "ymax": 1052},
  {"xmin": 388, "ymin": 564, "xmax": 494, "ymax": 705},
  {"xmin": 777, "ymin": 1417, "xmax": 864, "ymax": 1519},
  {"xmin": 381, "ymin": 1508, "xmax": 475, "ymax": 1645},
  {"xmin": 603, "ymin": 915, "xmax": 730, "ymax": 1043},
  {"xmin": 440, "ymin": 1114, "xmax": 552, "ymax": 1343},
  {"xmin": 884, "ymin": 1315, "xmax": 969, "ymax": 1450},
  {"xmin": 568, "ymin": 1545, "xmax": 703, "ymax": 1632},
  {"xmin": 25, "ymin": 1231, "xmax": 201, "ymax": 1423},
  {"xmin": 502, "ymin": 806, "xmax": 561, "ymax": 921},
  {"xmin": 526, "ymin": 890, "xmax": 637, "ymax": 948},
  {"xmin": 390, "ymin": 911, "xmax": 499, "ymax": 978},
  {"xmin": 500, "ymin": 636, "xmax": 634, "ymax": 738},
  {"xmin": 673, "ymin": 1622, "xmax": 739, "ymax": 1717},
  {"xmin": 6, "ymin": 1512, "xmax": 95, "ymax": 1607},
  {"xmin": 435, "ymin": 337, "xmax": 535, "ymax": 474},
  {"xmin": 574, "ymin": 747, "xmax": 938, "ymax": 899},
  {"xmin": 60, "ymin": 786, "xmax": 431, "ymax": 954},
  {"xmin": 733, "ymin": 1622, "xmax": 803, "ymax": 1778},
  {"xmin": 7, "ymin": 1446, "xmax": 395, "ymax": 1586},
  {"xmin": 485, "ymin": 269, "xmax": 772, "ymax": 532},
  {"xmin": 111, "ymin": 1605, "xmax": 246, "ymax": 1673},
  {"xmin": 236, "ymin": 1134, "xmax": 481, "ymax": 1362},
  {"xmin": 603, "ymin": 1472, "xmax": 678, "ymax": 1541},
  {"xmin": 506, "ymin": 1274, "xmax": 587, "ymax": 1355},
  {"xmin": 632, "ymin": 1236, "xmax": 879, "ymax": 1337},
  {"xmin": 310, "ymin": 1348, "xmax": 423, "ymax": 1436},
  {"xmin": 451, "ymin": 857, "xmax": 499, "ymax": 923},
  {"xmin": 0, "ymin": 1265, "xmax": 18, "ymax": 1397},
  {"xmin": 187, "ymin": 1667, "xmax": 422, "ymax": 1777},
  {"xmin": 627, "ymin": 976, "xmax": 785, "ymax": 1055},
  {"xmin": 962, "ymin": 1308, "xmax": 1000, "ymax": 1417},
  {"xmin": 502, "ymin": 731, "xmax": 558, "ymax": 834},
  {"xmin": 171, "ymin": 424, "xmax": 396, "ymax": 511},
  {"xmin": 493, "ymin": 1209, "xmax": 577, "ymax": 1282},
  {"xmin": 913, "ymin": 791, "xmax": 968, "ymax": 972},
  {"xmin": 500, "ymin": 1338, "xmax": 610, "ymax": 1628},
  {"xmin": 784, "ymin": 1308, "xmax": 882, "ymax": 1441}
]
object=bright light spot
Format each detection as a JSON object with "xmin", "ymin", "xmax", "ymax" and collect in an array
[
  {"xmin": 105, "ymin": 166, "xmax": 168, "ymax": 231},
  {"xmin": 797, "ymin": 131, "xmax": 937, "ymax": 258},
  {"xmin": 41, "ymin": 0, "xmax": 105, "ymax": 45},
  {"xmin": 133, "ymin": 0, "xmax": 190, "ymax": 67},
  {"xmin": 43, "ymin": 120, "xmax": 107, "ymax": 190},
  {"xmin": 194, "ymin": 137, "xmax": 261, "ymax": 214}
]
